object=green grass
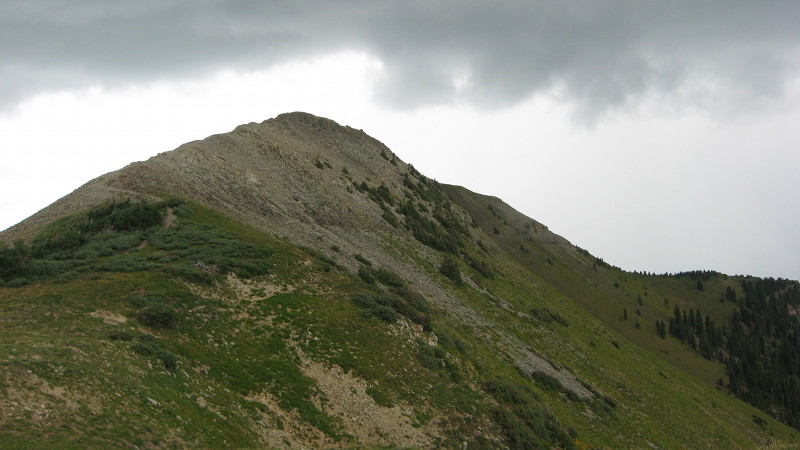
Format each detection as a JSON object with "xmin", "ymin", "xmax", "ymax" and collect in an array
[
  {"xmin": 442, "ymin": 184, "xmax": 800, "ymax": 447},
  {"xmin": 2, "ymin": 195, "xmax": 799, "ymax": 448}
]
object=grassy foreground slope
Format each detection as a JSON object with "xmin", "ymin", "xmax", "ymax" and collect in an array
[{"xmin": 1, "ymin": 196, "xmax": 797, "ymax": 448}]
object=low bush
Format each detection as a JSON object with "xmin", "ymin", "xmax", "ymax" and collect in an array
[
  {"xmin": 131, "ymin": 342, "xmax": 155, "ymax": 356},
  {"xmin": 53, "ymin": 271, "xmax": 78, "ymax": 284},
  {"xmin": 27, "ymin": 259, "xmax": 79, "ymax": 276},
  {"xmin": 173, "ymin": 204, "xmax": 193, "ymax": 216},
  {"xmin": 139, "ymin": 302, "xmax": 177, "ymax": 329},
  {"xmin": 159, "ymin": 350, "xmax": 178, "ymax": 371},
  {"xmin": 353, "ymin": 254, "xmax": 372, "ymax": 266},
  {"xmin": 484, "ymin": 378, "xmax": 538, "ymax": 405},
  {"xmin": 162, "ymin": 264, "xmax": 215, "ymax": 284},
  {"xmin": 96, "ymin": 255, "xmax": 155, "ymax": 272},
  {"xmin": 87, "ymin": 199, "xmax": 163, "ymax": 232},
  {"xmin": 357, "ymin": 266, "xmax": 375, "ymax": 285},
  {"xmin": 485, "ymin": 377, "xmax": 576, "ymax": 449},
  {"xmin": 132, "ymin": 294, "xmax": 177, "ymax": 329},
  {"xmin": 531, "ymin": 308, "xmax": 553, "ymax": 324},
  {"xmin": 464, "ymin": 253, "xmax": 493, "ymax": 279},
  {"xmin": 108, "ymin": 330, "xmax": 136, "ymax": 341},
  {"xmin": 371, "ymin": 305, "xmax": 397, "ymax": 323},
  {"xmin": 350, "ymin": 292, "xmax": 377, "ymax": 309},
  {"xmin": 372, "ymin": 268, "xmax": 404, "ymax": 287},
  {"xmin": 418, "ymin": 343, "xmax": 446, "ymax": 370},
  {"xmin": 531, "ymin": 370, "xmax": 564, "ymax": 393},
  {"xmin": 435, "ymin": 332, "xmax": 467, "ymax": 355},
  {"xmin": 382, "ymin": 210, "xmax": 399, "ymax": 227},
  {"xmin": 6, "ymin": 278, "xmax": 31, "ymax": 288},
  {"xmin": 531, "ymin": 308, "xmax": 568, "ymax": 327},
  {"xmin": 439, "ymin": 257, "xmax": 462, "ymax": 284},
  {"xmin": 126, "ymin": 332, "xmax": 179, "ymax": 371}
]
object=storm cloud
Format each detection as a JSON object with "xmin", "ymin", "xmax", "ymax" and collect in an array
[{"xmin": 3, "ymin": 0, "xmax": 799, "ymax": 119}]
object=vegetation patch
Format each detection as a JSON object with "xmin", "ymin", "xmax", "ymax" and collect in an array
[
  {"xmin": 0, "ymin": 199, "xmax": 273, "ymax": 285},
  {"xmin": 439, "ymin": 257, "xmax": 462, "ymax": 285},
  {"xmin": 483, "ymin": 377, "xmax": 575, "ymax": 449}
]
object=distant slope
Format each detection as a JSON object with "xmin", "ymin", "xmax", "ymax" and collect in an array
[
  {"xmin": 444, "ymin": 183, "xmax": 800, "ymax": 435},
  {"xmin": 1, "ymin": 113, "xmax": 798, "ymax": 448}
]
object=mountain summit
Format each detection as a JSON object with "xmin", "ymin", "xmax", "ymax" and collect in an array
[{"xmin": 1, "ymin": 113, "xmax": 798, "ymax": 448}]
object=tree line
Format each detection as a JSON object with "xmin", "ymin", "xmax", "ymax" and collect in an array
[{"xmin": 660, "ymin": 278, "xmax": 800, "ymax": 429}]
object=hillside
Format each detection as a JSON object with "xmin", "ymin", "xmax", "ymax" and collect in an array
[{"xmin": 1, "ymin": 112, "xmax": 799, "ymax": 448}]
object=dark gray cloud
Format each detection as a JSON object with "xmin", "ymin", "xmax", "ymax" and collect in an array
[{"xmin": 2, "ymin": 0, "xmax": 799, "ymax": 118}]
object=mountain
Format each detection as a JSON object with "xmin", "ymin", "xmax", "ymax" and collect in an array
[{"xmin": 1, "ymin": 112, "xmax": 798, "ymax": 448}]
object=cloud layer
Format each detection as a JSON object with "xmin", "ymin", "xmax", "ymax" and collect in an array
[{"xmin": 3, "ymin": 1, "xmax": 799, "ymax": 118}]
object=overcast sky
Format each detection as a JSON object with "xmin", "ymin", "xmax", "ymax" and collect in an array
[{"xmin": 2, "ymin": 1, "xmax": 799, "ymax": 280}]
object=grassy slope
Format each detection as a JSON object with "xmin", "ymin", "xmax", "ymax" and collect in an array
[
  {"xmin": 0, "ymin": 203, "xmax": 493, "ymax": 448},
  {"xmin": 443, "ymin": 184, "xmax": 800, "ymax": 447},
  {"xmin": 2, "ymin": 198, "xmax": 799, "ymax": 448}
]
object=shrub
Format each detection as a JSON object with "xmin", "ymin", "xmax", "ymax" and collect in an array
[
  {"xmin": 85, "ymin": 199, "xmax": 163, "ymax": 232},
  {"xmin": 126, "ymin": 332, "xmax": 179, "ymax": 371},
  {"xmin": 132, "ymin": 340, "xmax": 157, "ymax": 356},
  {"xmin": 108, "ymin": 330, "xmax": 136, "ymax": 341},
  {"xmin": 486, "ymin": 377, "xmax": 576, "ymax": 450},
  {"xmin": 350, "ymin": 292, "xmax": 377, "ymax": 309},
  {"xmin": 6, "ymin": 278, "xmax": 31, "ymax": 288},
  {"xmin": 531, "ymin": 370, "xmax": 563, "ymax": 393},
  {"xmin": 96, "ymin": 255, "xmax": 155, "ymax": 272},
  {"xmin": 382, "ymin": 210, "xmax": 399, "ymax": 227},
  {"xmin": 550, "ymin": 311, "xmax": 569, "ymax": 327},
  {"xmin": 173, "ymin": 204, "xmax": 193, "ymax": 216},
  {"xmin": 159, "ymin": 350, "xmax": 178, "ymax": 371},
  {"xmin": 439, "ymin": 257, "xmax": 462, "ymax": 284},
  {"xmin": 383, "ymin": 293, "xmax": 429, "ymax": 328},
  {"xmin": 418, "ymin": 344, "xmax": 444, "ymax": 370},
  {"xmin": 531, "ymin": 308, "xmax": 569, "ymax": 327},
  {"xmin": 390, "ymin": 285, "xmax": 430, "ymax": 314},
  {"xmin": 357, "ymin": 266, "xmax": 375, "ymax": 285},
  {"xmin": 53, "ymin": 271, "xmax": 78, "ymax": 284},
  {"xmin": 372, "ymin": 268, "xmax": 404, "ymax": 287},
  {"xmin": 373, "ymin": 293, "xmax": 397, "ymax": 307},
  {"xmin": 138, "ymin": 299, "xmax": 177, "ymax": 329},
  {"xmin": 372, "ymin": 305, "xmax": 397, "ymax": 323},
  {"xmin": 164, "ymin": 197, "xmax": 184, "ymax": 208},
  {"xmin": 25, "ymin": 258, "xmax": 78, "ymax": 276},
  {"xmin": 484, "ymin": 378, "xmax": 538, "ymax": 405},
  {"xmin": 465, "ymin": 254, "xmax": 493, "ymax": 279},
  {"xmin": 353, "ymin": 254, "xmax": 372, "ymax": 266},
  {"xmin": 532, "ymin": 308, "xmax": 553, "ymax": 324},
  {"xmin": 30, "ymin": 219, "xmax": 85, "ymax": 257},
  {"xmin": 162, "ymin": 264, "xmax": 215, "ymax": 284},
  {"xmin": 493, "ymin": 408, "xmax": 538, "ymax": 449}
]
